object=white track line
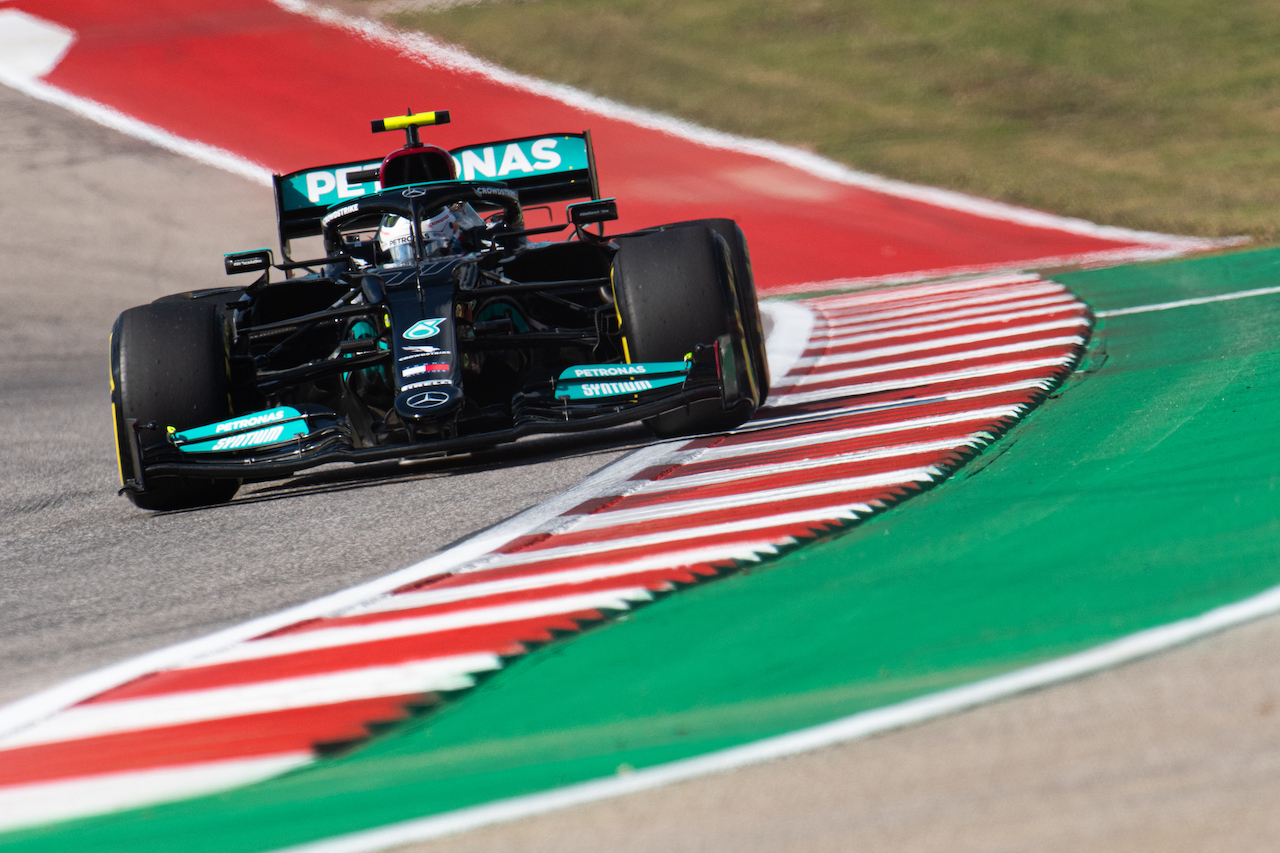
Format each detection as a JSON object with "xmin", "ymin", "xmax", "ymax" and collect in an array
[
  {"xmin": 1095, "ymin": 284, "xmax": 1280, "ymax": 317},
  {"xmin": 0, "ymin": 7, "xmax": 1222, "ymax": 844},
  {"xmin": 272, "ymin": 0, "xmax": 1218, "ymax": 251},
  {"xmin": 4, "ymin": 6, "xmax": 1216, "ymax": 257},
  {"xmin": 767, "ymin": 245, "xmax": 1243, "ymax": 296},
  {"xmin": 0, "ymin": 754, "xmax": 312, "ymax": 833},
  {"xmin": 270, "ymin": 578, "xmax": 1280, "ymax": 853},
  {"xmin": 0, "ymin": 10, "xmax": 272, "ymax": 186},
  {"xmin": 0, "ymin": 435, "xmax": 681, "ymax": 740},
  {"xmin": 0, "ymin": 298, "xmax": 812, "ymax": 740}
]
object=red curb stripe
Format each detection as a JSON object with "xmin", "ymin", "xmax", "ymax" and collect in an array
[
  {"xmin": 0, "ymin": 267, "xmax": 1092, "ymax": 818},
  {"xmin": 0, "ymin": 698, "xmax": 418, "ymax": 788}
]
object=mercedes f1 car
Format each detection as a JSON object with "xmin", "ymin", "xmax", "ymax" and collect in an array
[{"xmin": 110, "ymin": 110, "xmax": 769, "ymax": 510}]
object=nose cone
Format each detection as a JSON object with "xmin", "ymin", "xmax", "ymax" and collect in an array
[{"xmin": 394, "ymin": 384, "xmax": 464, "ymax": 423}]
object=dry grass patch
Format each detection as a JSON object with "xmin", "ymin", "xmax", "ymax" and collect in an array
[{"xmin": 346, "ymin": 0, "xmax": 1280, "ymax": 240}]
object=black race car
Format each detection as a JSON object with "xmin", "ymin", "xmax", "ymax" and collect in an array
[{"xmin": 110, "ymin": 110, "xmax": 769, "ymax": 510}]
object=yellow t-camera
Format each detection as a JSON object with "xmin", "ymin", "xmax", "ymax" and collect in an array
[{"xmin": 371, "ymin": 110, "xmax": 451, "ymax": 134}]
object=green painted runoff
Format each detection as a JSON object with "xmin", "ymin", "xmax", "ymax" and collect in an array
[{"xmin": 9, "ymin": 248, "xmax": 1280, "ymax": 852}]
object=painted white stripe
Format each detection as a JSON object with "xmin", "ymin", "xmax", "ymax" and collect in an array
[
  {"xmin": 800, "ymin": 318, "xmax": 1089, "ymax": 367},
  {"xmin": 355, "ymin": 574, "xmax": 677, "ymax": 616},
  {"xmin": 0, "ymin": 753, "xmax": 313, "ymax": 833},
  {"xmin": 456, "ymin": 539, "xmax": 786, "ymax": 579},
  {"xmin": 813, "ymin": 304, "xmax": 1088, "ymax": 349},
  {"xmin": 0, "ymin": 35, "xmax": 271, "ymax": 186},
  {"xmin": 571, "ymin": 467, "xmax": 939, "ymax": 530},
  {"xmin": 769, "ymin": 243, "xmax": 1241, "ymax": 297},
  {"xmin": 1094, "ymin": 284, "xmax": 1280, "ymax": 318},
  {"xmin": 267, "ymin": 578, "xmax": 1280, "ymax": 853},
  {"xmin": 274, "ymin": 0, "xmax": 1213, "ymax": 250},
  {"xmin": 0, "ymin": 655, "xmax": 499, "ymax": 750},
  {"xmin": 745, "ymin": 396, "xmax": 1029, "ymax": 435},
  {"xmin": 818, "ymin": 279, "xmax": 1065, "ymax": 314},
  {"xmin": 818, "ymin": 285, "xmax": 1067, "ymax": 325},
  {"xmin": 189, "ymin": 591, "xmax": 655, "ymax": 668},
  {"xmin": 353, "ymin": 506, "xmax": 866, "ymax": 615},
  {"xmin": 0, "ymin": 436, "xmax": 682, "ymax": 741},
  {"xmin": 822, "ymin": 292, "xmax": 1076, "ymax": 334},
  {"xmin": 775, "ymin": 356, "xmax": 1076, "ymax": 406},
  {"xmin": 810, "ymin": 273, "xmax": 1045, "ymax": 310},
  {"xmin": 781, "ymin": 335, "xmax": 1085, "ymax": 380},
  {"xmin": 636, "ymin": 435, "xmax": 987, "ymax": 495},
  {"xmin": 757, "ymin": 301, "xmax": 814, "ymax": 382},
  {"xmin": 0, "ymin": 9, "xmax": 75, "ymax": 80},
  {"xmin": 702, "ymin": 405, "xmax": 1024, "ymax": 460},
  {"xmin": 455, "ymin": 505, "xmax": 870, "ymax": 573},
  {"xmin": 762, "ymin": 373, "xmax": 1054, "ymax": 409},
  {"xmin": 0, "ymin": 295, "xmax": 814, "ymax": 741}
]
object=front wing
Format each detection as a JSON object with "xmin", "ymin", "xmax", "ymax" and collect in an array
[{"xmin": 119, "ymin": 343, "xmax": 744, "ymax": 494}]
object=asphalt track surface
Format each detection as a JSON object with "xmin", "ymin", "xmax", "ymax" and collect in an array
[
  {"xmin": 0, "ymin": 82, "xmax": 643, "ymax": 707},
  {"xmin": 4, "ymin": 0, "xmax": 1213, "ymax": 292},
  {"xmin": 3, "ymin": 6, "xmax": 1276, "ymax": 851},
  {"xmin": 397, "ymin": 613, "xmax": 1280, "ymax": 853}
]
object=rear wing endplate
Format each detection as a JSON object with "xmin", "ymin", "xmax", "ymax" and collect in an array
[{"xmin": 272, "ymin": 131, "xmax": 599, "ymax": 257}]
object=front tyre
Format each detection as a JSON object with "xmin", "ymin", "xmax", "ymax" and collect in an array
[
  {"xmin": 110, "ymin": 300, "xmax": 240, "ymax": 510},
  {"xmin": 612, "ymin": 226, "xmax": 759, "ymax": 437},
  {"xmin": 657, "ymin": 218, "xmax": 770, "ymax": 395}
]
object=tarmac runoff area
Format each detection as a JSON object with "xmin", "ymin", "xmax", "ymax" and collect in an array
[
  {"xmin": 391, "ymin": 606, "xmax": 1280, "ymax": 853},
  {"xmin": 2, "ymin": 199, "xmax": 1278, "ymax": 848},
  {"xmin": 2, "ymin": 8, "xmax": 1279, "ymax": 846},
  {"xmin": 218, "ymin": 250, "xmax": 1279, "ymax": 853},
  {"xmin": 0, "ymin": 83, "xmax": 641, "ymax": 708},
  {"xmin": 383, "ymin": 250, "xmax": 1280, "ymax": 853}
]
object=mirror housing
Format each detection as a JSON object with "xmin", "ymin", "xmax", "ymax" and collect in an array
[{"xmin": 224, "ymin": 248, "xmax": 273, "ymax": 276}]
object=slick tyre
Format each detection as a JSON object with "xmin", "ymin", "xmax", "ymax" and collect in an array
[
  {"xmin": 110, "ymin": 300, "xmax": 240, "ymax": 510},
  {"xmin": 659, "ymin": 218, "xmax": 770, "ymax": 396},
  {"xmin": 612, "ymin": 226, "xmax": 754, "ymax": 437}
]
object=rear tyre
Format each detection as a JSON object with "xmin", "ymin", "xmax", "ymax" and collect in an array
[
  {"xmin": 612, "ymin": 226, "xmax": 754, "ymax": 437},
  {"xmin": 110, "ymin": 300, "xmax": 240, "ymax": 510}
]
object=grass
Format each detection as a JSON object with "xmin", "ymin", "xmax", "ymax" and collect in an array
[{"xmin": 346, "ymin": 0, "xmax": 1280, "ymax": 241}]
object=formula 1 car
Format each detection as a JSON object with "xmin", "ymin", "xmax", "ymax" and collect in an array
[{"xmin": 110, "ymin": 110, "xmax": 769, "ymax": 510}]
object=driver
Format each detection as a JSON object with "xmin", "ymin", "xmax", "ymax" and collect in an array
[{"xmin": 377, "ymin": 203, "xmax": 487, "ymax": 265}]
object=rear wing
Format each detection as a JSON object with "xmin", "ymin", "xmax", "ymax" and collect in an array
[{"xmin": 272, "ymin": 131, "xmax": 600, "ymax": 257}]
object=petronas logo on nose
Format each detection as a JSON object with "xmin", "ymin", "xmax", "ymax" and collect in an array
[{"xmin": 404, "ymin": 318, "xmax": 445, "ymax": 339}]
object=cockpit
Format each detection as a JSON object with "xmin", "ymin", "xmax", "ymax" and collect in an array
[{"xmin": 376, "ymin": 202, "xmax": 488, "ymax": 266}]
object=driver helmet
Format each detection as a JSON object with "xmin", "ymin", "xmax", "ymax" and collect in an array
[
  {"xmin": 376, "ymin": 214, "xmax": 414, "ymax": 266},
  {"xmin": 421, "ymin": 206, "xmax": 459, "ymax": 257},
  {"xmin": 377, "ymin": 203, "xmax": 487, "ymax": 264}
]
